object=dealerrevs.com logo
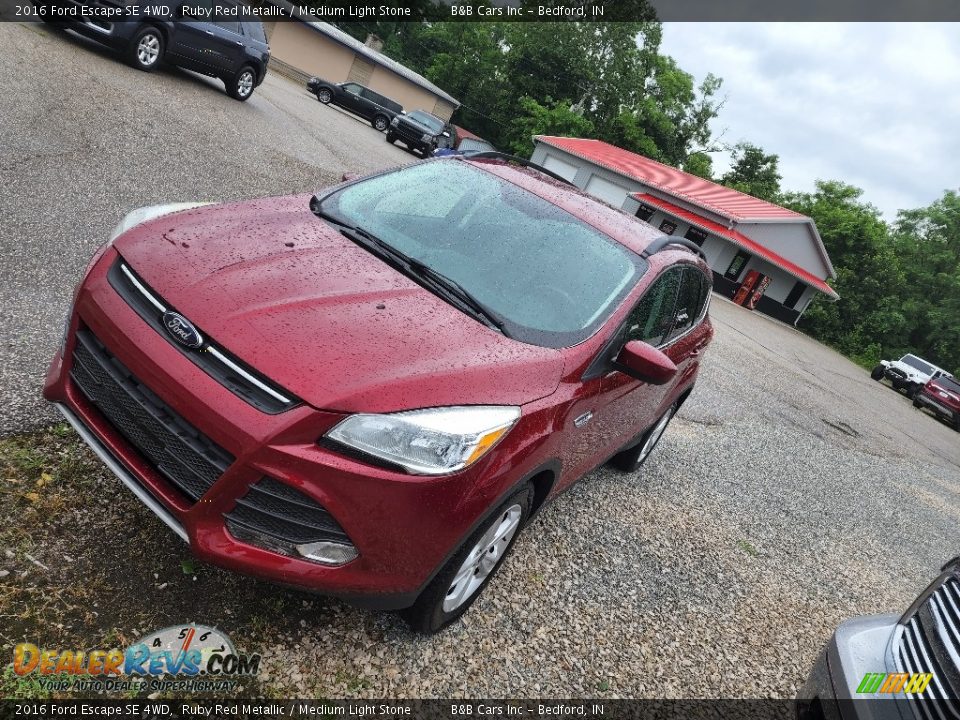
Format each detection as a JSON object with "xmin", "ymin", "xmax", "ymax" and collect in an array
[{"xmin": 13, "ymin": 624, "xmax": 260, "ymax": 693}]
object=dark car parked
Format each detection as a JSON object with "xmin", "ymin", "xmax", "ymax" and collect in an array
[
  {"xmin": 387, "ymin": 110, "xmax": 454, "ymax": 156},
  {"xmin": 307, "ymin": 79, "xmax": 402, "ymax": 132},
  {"xmin": 34, "ymin": 1, "xmax": 270, "ymax": 101}
]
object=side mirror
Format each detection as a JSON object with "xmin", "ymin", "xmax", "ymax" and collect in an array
[
  {"xmin": 340, "ymin": 172, "xmax": 359, "ymax": 182},
  {"xmin": 613, "ymin": 340, "xmax": 677, "ymax": 385}
]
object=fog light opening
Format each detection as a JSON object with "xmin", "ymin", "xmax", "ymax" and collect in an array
[{"xmin": 295, "ymin": 541, "xmax": 358, "ymax": 566}]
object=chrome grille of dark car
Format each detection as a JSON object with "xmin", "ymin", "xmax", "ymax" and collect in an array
[
  {"xmin": 224, "ymin": 477, "xmax": 350, "ymax": 553},
  {"xmin": 895, "ymin": 577, "xmax": 960, "ymax": 713},
  {"xmin": 70, "ymin": 329, "xmax": 233, "ymax": 503}
]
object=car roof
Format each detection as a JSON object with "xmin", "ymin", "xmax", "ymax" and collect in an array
[{"xmin": 462, "ymin": 158, "xmax": 687, "ymax": 261}]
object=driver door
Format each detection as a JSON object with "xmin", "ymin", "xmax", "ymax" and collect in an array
[{"xmin": 557, "ymin": 268, "xmax": 684, "ymax": 487}]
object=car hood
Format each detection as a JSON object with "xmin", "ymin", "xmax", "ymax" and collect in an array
[
  {"xmin": 113, "ymin": 196, "xmax": 564, "ymax": 413},
  {"xmin": 398, "ymin": 116, "xmax": 438, "ymax": 133}
]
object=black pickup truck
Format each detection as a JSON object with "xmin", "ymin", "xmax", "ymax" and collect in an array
[
  {"xmin": 386, "ymin": 110, "xmax": 454, "ymax": 156},
  {"xmin": 307, "ymin": 79, "xmax": 402, "ymax": 131}
]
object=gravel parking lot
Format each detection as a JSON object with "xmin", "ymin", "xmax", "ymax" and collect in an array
[{"xmin": 2, "ymin": 21, "xmax": 959, "ymax": 700}]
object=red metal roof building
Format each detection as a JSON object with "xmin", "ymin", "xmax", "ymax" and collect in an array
[{"xmin": 530, "ymin": 136, "xmax": 838, "ymax": 323}]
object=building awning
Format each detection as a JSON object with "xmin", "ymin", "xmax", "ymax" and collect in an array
[{"xmin": 635, "ymin": 193, "xmax": 839, "ymax": 300}]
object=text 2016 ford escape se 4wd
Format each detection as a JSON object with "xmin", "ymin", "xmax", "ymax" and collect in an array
[{"xmin": 44, "ymin": 156, "xmax": 714, "ymax": 633}]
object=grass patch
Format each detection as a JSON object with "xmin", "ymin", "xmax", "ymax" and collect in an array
[{"xmin": 736, "ymin": 539, "xmax": 760, "ymax": 557}]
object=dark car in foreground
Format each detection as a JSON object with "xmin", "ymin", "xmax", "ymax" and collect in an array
[
  {"xmin": 44, "ymin": 155, "xmax": 714, "ymax": 633},
  {"xmin": 797, "ymin": 557, "xmax": 960, "ymax": 719},
  {"xmin": 307, "ymin": 78, "xmax": 402, "ymax": 131},
  {"xmin": 387, "ymin": 110, "xmax": 454, "ymax": 156},
  {"xmin": 34, "ymin": 2, "xmax": 269, "ymax": 100},
  {"xmin": 914, "ymin": 375, "xmax": 960, "ymax": 431}
]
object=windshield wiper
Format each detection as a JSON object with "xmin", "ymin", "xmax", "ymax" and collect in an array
[{"xmin": 335, "ymin": 224, "xmax": 509, "ymax": 337}]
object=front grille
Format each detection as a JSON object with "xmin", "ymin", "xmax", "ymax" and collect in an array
[
  {"xmin": 107, "ymin": 258, "xmax": 300, "ymax": 415},
  {"xmin": 895, "ymin": 576, "xmax": 960, "ymax": 713},
  {"xmin": 225, "ymin": 477, "xmax": 349, "ymax": 552},
  {"xmin": 889, "ymin": 368, "xmax": 907, "ymax": 379},
  {"xmin": 70, "ymin": 329, "xmax": 234, "ymax": 502}
]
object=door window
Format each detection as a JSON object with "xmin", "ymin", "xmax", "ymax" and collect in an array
[
  {"xmin": 624, "ymin": 269, "xmax": 682, "ymax": 348},
  {"xmin": 342, "ymin": 83, "xmax": 363, "ymax": 95},
  {"xmin": 666, "ymin": 268, "xmax": 709, "ymax": 342},
  {"xmin": 725, "ymin": 250, "xmax": 751, "ymax": 280}
]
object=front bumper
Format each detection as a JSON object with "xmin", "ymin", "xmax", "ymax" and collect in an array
[
  {"xmin": 43, "ymin": 248, "xmax": 527, "ymax": 608},
  {"xmin": 915, "ymin": 392, "xmax": 958, "ymax": 423}
]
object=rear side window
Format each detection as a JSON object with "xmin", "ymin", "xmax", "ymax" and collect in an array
[
  {"xmin": 244, "ymin": 21, "xmax": 266, "ymax": 43},
  {"xmin": 625, "ymin": 269, "xmax": 681, "ymax": 347},
  {"xmin": 666, "ymin": 267, "xmax": 710, "ymax": 342}
]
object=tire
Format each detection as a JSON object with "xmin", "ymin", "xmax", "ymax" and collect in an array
[
  {"xmin": 401, "ymin": 485, "xmax": 533, "ymax": 634},
  {"xmin": 385, "ymin": 132, "xmax": 396, "ymax": 144},
  {"xmin": 906, "ymin": 383, "xmax": 920, "ymax": 400},
  {"xmin": 126, "ymin": 26, "xmax": 164, "ymax": 72},
  {"xmin": 953, "ymin": 416, "xmax": 960, "ymax": 433},
  {"xmin": 870, "ymin": 365, "xmax": 885, "ymax": 381},
  {"xmin": 316, "ymin": 88, "xmax": 332, "ymax": 104},
  {"xmin": 227, "ymin": 65, "xmax": 256, "ymax": 101},
  {"xmin": 610, "ymin": 402, "xmax": 678, "ymax": 472},
  {"xmin": 372, "ymin": 115, "xmax": 389, "ymax": 132},
  {"xmin": 913, "ymin": 397, "xmax": 923, "ymax": 408}
]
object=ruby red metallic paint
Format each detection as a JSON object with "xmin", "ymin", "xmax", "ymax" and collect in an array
[{"xmin": 43, "ymin": 159, "xmax": 714, "ymax": 612}]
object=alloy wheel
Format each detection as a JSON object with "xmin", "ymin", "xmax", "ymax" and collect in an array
[
  {"xmin": 636, "ymin": 407, "xmax": 674, "ymax": 464},
  {"xmin": 137, "ymin": 34, "xmax": 160, "ymax": 66},
  {"xmin": 443, "ymin": 504, "xmax": 522, "ymax": 612},
  {"xmin": 237, "ymin": 71, "xmax": 254, "ymax": 98}
]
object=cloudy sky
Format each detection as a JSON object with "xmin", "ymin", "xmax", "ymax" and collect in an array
[{"xmin": 659, "ymin": 23, "xmax": 960, "ymax": 219}]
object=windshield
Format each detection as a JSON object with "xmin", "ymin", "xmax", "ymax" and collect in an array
[
  {"xmin": 408, "ymin": 111, "xmax": 444, "ymax": 132},
  {"xmin": 902, "ymin": 355, "xmax": 935, "ymax": 374},
  {"xmin": 319, "ymin": 160, "xmax": 644, "ymax": 348}
]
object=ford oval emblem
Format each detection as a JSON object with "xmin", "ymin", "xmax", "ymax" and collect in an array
[{"xmin": 161, "ymin": 310, "xmax": 203, "ymax": 349}]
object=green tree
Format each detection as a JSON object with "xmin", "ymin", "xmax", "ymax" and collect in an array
[
  {"xmin": 892, "ymin": 190, "xmax": 960, "ymax": 374},
  {"xmin": 683, "ymin": 151, "xmax": 714, "ymax": 180},
  {"xmin": 721, "ymin": 142, "xmax": 782, "ymax": 202},
  {"xmin": 781, "ymin": 181, "xmax": 907, "ymax": 366},
  {"xmin": 508, "ymin": 97, "xmax": 595, "ymax": 155}
]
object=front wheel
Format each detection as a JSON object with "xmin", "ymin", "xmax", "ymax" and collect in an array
[
  {"xmin": 401, "ymin": 485, "xmax": 532, "ymax": 634},
  {"xmin": 316, "ymin": 88, "xmax": 332, "ymax": 104},
  {"xmin": 227, "ymin": 66, "xmax": 256, "ymax": 101},
  {"xmin": 870, "ymin": 365, "xmax": 885, "ymax": 381},
  {"xmin": 127, "ymin": 26, "xmax": 164, "ymax": 72},
  {"xmin": 372, "ymin": 115, "xmax": 389, "ymax": 132},
  {"xmin": 610, "ymin": 402, "xmax": 678, "ymax": 472}
]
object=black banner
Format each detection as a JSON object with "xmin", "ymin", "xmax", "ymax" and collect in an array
[
  {"xmin": 3, "ymin": 0, "xmax": 960, "ymax": 23},
  {"xmin": 0, "ymin": 699, "xmax": 937, "ymax": 720}
]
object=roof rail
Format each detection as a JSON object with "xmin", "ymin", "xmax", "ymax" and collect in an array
[
  {"xmin": 639, "ymin": 235, "xmax": 708, "ymax": 262},
  {"xmin": 461, "ymin": 151, "xmax": 576, "ymax": 187}
]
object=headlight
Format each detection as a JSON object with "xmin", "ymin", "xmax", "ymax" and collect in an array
[
  {"xmin": 390, "ymin": 117, "xmax": 399, "ymax": 127},
  {"xmin": 108, "ymin": 202, "xmax": 214, "ymax": 243},
  {"xmin": 421, "ymin": 133, "xmax": 432, "ymax": 143},
  {"xmin": 325, "ymin": 406, "xmax": 520, "ymax": 475}
]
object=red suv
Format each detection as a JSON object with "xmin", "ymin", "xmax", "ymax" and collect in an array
[
  {"xmin": 44, "ymin": 155, "xmax": 714, "ymax": 632},
  {"xmin": 914, "ymin": 375, "xmax": 960, "ymax": 431}
]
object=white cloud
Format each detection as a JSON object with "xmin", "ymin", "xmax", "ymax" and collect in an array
[{"xmin": 659, "ymin": 23, "xmax": 960, "ymax": 219}]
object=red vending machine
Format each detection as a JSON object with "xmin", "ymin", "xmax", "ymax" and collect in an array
[{"xmin": 732, "ymin": 269, "xmax": 771, "ymax": 310}]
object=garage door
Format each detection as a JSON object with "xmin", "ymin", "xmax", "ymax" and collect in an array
[
  {"xmin": 541, "ymin": 154, "xmax": 580, "ymax": 183},
  {"xmin": 584, "ymin": 175, "xmax": 631, "ymax": 207}
]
